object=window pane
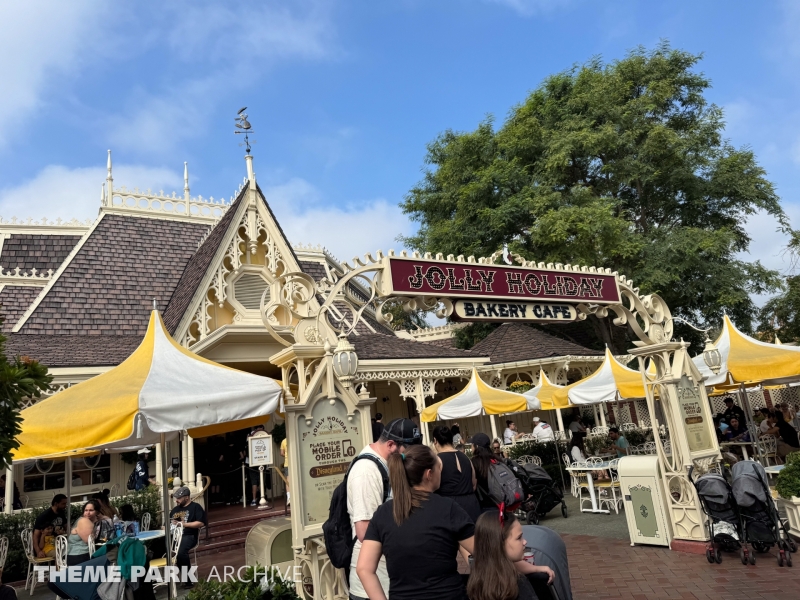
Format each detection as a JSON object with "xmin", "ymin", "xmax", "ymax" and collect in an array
[
  {"xmin": 46, "ymin": 473, "xmax": 65, "ymax": 489},
  {"xmin": 23, "ymin": 476, "xmax": 44, "ymax": 492},
  {"xmin": 92, "ymin": 469, "xmax": 111, "ymax": 484}
]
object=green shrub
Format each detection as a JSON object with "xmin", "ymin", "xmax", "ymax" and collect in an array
[
  {"xmin": 188, "ymin": 565, "xmax": 300, "ymax": 600},
  {"xmin": 777, "ymin": 452, "xmax": 800, "ymax": 500},
  {"xmin": 621, "ymin": 428, "xmax": 652, "ymax": 447},
  {"xmin": 506, "ymin": 440, "xmax": 568, "ymax": 465},
  {"xmin": 585, "ymin": 434, "xmax": 612, "ymax": 456}
]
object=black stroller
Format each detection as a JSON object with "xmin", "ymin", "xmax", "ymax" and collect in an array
[
  {"xmin": 692, "ymin": 467, "xmax": 746, "ymax": 564},
  {"xmin": 508, "ymin": 460, "xmax": 568, "ymax": 525},
  {"xmin": 732, "ymin": 460, "xmax": 796, "ymax": 567}
]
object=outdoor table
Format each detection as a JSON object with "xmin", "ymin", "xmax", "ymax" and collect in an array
[
  {"xmin": 592, "ymin": 452, "xmax": 616, "ymax": 460},
  {"xmin": 720, "ymin": 441, "xmax": 755, "ymax": 461},
  {"xmin": 765, "ymin": 464, "xmax": 784, "ymax": 476},
  {"xmin": 565, "ymin": 461, "xmax": 612, "ymax": 514}
]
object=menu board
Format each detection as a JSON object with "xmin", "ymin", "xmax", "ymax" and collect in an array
[
  {"xmin": 676, "ymin": 375, "xmax": 714, "ymax": 453},
  {"xmin": 297, "ymin": 399, "xmax": 362, "ymax": 527}
]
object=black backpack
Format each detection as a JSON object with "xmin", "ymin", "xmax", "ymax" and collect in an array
[
  {"xmin": 126, "ymin": 468, "xmax": 136, "ymax": 491},
  {"xmin": 322, "ymin": 454, "xmax": 389, "ymax": 570}
]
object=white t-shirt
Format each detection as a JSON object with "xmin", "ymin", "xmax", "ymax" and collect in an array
[
  {"xmin": 533, "ymin": 423, "xmax": 555, "ymax": 442},
  {"xmin": 760, "ymin": 420, "xmax": 771, "ymax": 434},
  {"xmin": 570, "ymin": 446, "xmax": 586, "ymax": 462},
  {"xmin": 569, "ymin": 421, "xmax": 584, "ymax": 434},
  {"xmin": 503, "ymin": 428, "xmax": 515, "ymax": 444},
  {"xmin": 347, "ymin": 445, "xmax": 391, "ymax": 598}
]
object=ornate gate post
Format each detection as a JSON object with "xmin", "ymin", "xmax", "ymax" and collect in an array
[{"xmin": 629, "ymin": 341, "xmax": 720, "ymax": 543}]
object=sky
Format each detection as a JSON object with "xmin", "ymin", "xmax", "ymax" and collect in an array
[{"xmin": 1, "ymin": 1, "xmax": 799, "ymax": 306}]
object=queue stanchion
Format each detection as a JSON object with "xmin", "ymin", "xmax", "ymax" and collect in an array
[
  {"xmin": 257, "ymin": 465, "xmax": 269, "ymax": 511},
  {"xmin": 242, "ymin": 463, "xmax": 247, "ymax": 509}
]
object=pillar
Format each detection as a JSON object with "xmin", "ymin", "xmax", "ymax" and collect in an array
[
  {"xmin": 554, "ymin": 409, "xmax": 564, "ymax": 433},
  {"xmin": 4, "ymin": 467, "xmax": 13, "ymax": 514},
  {"xmin": 187, "ymin": 434, "xmax": 196, "ymax": 487},
  {"xmin": 490, "ymin": 415, "xmax": 499, "ymax": 442},
  {"xmin": 599, "ymin": 405, "xmax": 607, "ymax": 427},
  {"xmin": 181, "ymin": 435, "xmax": 189, "ymax": 481},
  {"xmin": 593, "ymin": 405, "xmax": 600, "ymax": 427},
  {"xmin": 155, "ymin": 442, "xmax": 163, "ymax": 487}
]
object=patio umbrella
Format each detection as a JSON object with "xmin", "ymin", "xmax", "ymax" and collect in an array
[
  {"xmin": 523, "ymin": 370, "xmax": 566, "ymax": 410},
  {"xmin": 552, "ymin": 348, "xmax": 646, "ymax": 406},
  {"xmin": 13, "ymin": 310, "xmax": 283, "ymax": 461},
  {"xmin": 693, "ymin": 315, "xmax": 800, "ymax": 386},
  {"xmin": 421, "ymin": 368, "xmax": 528, "ymax": 439}
]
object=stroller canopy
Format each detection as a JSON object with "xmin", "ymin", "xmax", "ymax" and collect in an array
[
  {"xmin": 731, "ymin": 460, "xmax": 770, "ymax": 508},
  {"xmin": 522, "ymin": 463, "xmax": 552, "ymax": 482},
  {"xmin": 695, "ymin": 473, "xmax": 732, "ymax": 505}
]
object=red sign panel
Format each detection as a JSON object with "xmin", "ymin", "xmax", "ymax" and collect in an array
[{"xmin": 387, "ymin": 257, "xmax": 620, "ymax": 304}]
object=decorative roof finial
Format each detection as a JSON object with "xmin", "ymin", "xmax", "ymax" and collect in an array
[
  {"xmin": 105, "ymin": 150, "xmax": 113, "ymax": 206},
  {"xmin": 184, "ymin": 162, "xmax": 190, "ymax": 199},
  {"xmin": 153, "ymin": 298, "xmax": 157, "ymax": 311},
  {"xmin": 234, "ymin": 107, "xmax": 254, "ymax": 155}
]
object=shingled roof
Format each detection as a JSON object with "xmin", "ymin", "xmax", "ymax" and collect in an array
[
  {"xmin": 6, "ymin": 334, "xmax": 141, "ymax": 367},
  {"xmin": 1, "ymin": 234, "xmax": 82, "ymax": 273},
  {"xmin": 0, "ymin": 286, "xmax": 40, "ymax": 332},
  {"xmin": 470, "ymin": 322, "xmax": 602, "ymax": 364},
  {"xmin": 17, "ymin": 214, "xmax": 209, "ymax": 336},
  {"xmin": 352, "ymin": 332, "xmax": 478, "ymax": 360}
]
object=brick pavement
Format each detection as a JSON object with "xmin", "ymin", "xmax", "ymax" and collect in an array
[{"xmin": 565, "ymin": 534, "xmax": 799, "ymax": 600}]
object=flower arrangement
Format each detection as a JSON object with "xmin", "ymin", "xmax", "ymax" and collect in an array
[{"xmin": 508, "ymin": 380, "xmax": 532, "ymax": 393}]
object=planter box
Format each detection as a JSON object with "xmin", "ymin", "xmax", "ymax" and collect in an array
[{"xmin": 778, "ymin": 496, "xmax": 800, "ymax": 539}]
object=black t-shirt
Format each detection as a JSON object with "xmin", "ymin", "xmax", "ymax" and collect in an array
[
  {"xmin": 723, "ymin": 406, "xmax": 746, "ymax": 425},
  {"xmin": 33, "ymin": 507, "xmax": 67, "ymax": 535},
  {"xmin": 778, "ymin": 421, "xmax": 800, "ymax": 448},
  {"xmin": 169, "ymin": 502, "xmax": 206, "ymax": 538},
  {"xmin": 364, "ymin": 493, "xmax": 474, "ymax": 600}
]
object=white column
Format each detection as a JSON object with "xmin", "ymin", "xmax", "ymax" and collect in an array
[
  {"xmin": 490, "ymin": 415, "xmax": 499, "ymax": 441},
  {"xmin": 599, "ymin": 405, "xmax": 607, "ymax": 427},
  {"xmin": 554, "ymin": 409, "xmax": 565, "ymax": 433},
  {"xmin": 593, "ymin": 404, "xmax": 600, "ymax": 427},
  {"xmin": 155, "ymin": 442, "xmax": 163, "ymax": 487},
  {"xmin": 4, "ymin": 467, "xmax": 13, "ymax": 514},
  {"xmin": 181, "ymin": 435, "xmax": 188, "ymax": 482},
  {"xmin": 187, "ymin": 435, "xmax": 196, "ymax": 486}
]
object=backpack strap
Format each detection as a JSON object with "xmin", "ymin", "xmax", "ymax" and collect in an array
[{"xmin": 346, "ymin": 454, "xmax": 390, "ymax": 502}]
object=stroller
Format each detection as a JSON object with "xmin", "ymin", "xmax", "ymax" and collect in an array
[
  {"xmin": 731, "ymin": 460, "xmax": 796, "ymax": 567},
  {"xmin": 508, "ymin": 460, "xmax": 568, "ymax": 525},
  {"xmin": 692, "ymin": 467, "xmax": 745, "ymax": 564}
]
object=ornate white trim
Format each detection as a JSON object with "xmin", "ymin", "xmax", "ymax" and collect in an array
[
  {"xmin": 0, "ymin": 217, "xmax": 92, "ymax": 235},
  {"xmin": 0, "ymin": 267, "xmax": 53, "ymax": 287}
]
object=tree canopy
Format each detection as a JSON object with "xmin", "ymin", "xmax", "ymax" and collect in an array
[{"xmin": 401, "ymin": 43, "xmax": 788, "ymax": 351}]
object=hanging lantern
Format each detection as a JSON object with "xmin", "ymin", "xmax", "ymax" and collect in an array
[
  {"xmin": 702, "ymin": 336, "xmax": 722, "ymax": 374},
  {"xmin": 332, "ymin": 333, "xmax": 359, "ymax": 388}
]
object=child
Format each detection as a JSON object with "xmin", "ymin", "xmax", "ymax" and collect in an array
[{"xmin": 41, "ymin": 525, "xmax": 56, "ymax": 558}]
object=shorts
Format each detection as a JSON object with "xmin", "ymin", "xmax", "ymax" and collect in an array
[
  {"xmin": 247, "ymin": 467, "xmax": 261, "ymax": 487},
  {"xmin": 283, "ymin": 467, "xmax": 288, "ymax": 479}
]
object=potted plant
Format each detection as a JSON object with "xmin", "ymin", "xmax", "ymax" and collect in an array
[
  {"xmin": 776, "ymin": 451, "xmax": 800, "ymax": 539},
  {"xmin": 508, "ymin": 380, "xmax": 532, "ymax": 394}
]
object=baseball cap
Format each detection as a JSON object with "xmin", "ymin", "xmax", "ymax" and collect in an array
[
  {"xmin": 173, "ymin": 486, "xmax": 190, "ymax": 498},
  {"xmin": 468, "ymin": 432, "xmax": 491, "ymax": 448},
  {"xmin": 533, "ymin": 417, "xmax": 540, "ymax": 423},
  {"xmin": 137, "ymin": 448, "xmax": 151, "ymax": 455},
  {"xmin": 383, "ymin": 418, "xmax": 422, "ymax": 445}
]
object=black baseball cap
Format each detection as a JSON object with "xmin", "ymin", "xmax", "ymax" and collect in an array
[
  {"xmin": 468, "ymin": 432, "xmax": 491, "ymax": 449},
  {"xmin": 383, "ymin": 418, "xmax": 422, "ymax": 445}
]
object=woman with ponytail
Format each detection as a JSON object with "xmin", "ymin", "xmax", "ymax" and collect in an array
[
  {"xmin": 356, "ymin": 445, "xmax": 475, "ymax": 600},
  {"xmin": 467, "ymin": 511, "xmax": 555, "ymax": 600}
]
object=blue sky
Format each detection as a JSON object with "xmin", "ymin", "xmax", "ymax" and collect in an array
[{"xmin": 1, "ymin": 0, "xmax": 798, "ymax": 298}]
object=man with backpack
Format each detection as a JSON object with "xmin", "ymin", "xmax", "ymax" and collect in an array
[
  {"xmin": 133, "ymin": 448, "xmax": 151, "ymax": 491},
  {"xmin": 346, "ymin": 418, "xmax": 421, "ymax": 600}
]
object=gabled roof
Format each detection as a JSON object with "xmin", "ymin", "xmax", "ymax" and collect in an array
[
  {"xmin": 353, "ymin": 332, "xmax": 478, "ymax": 360},
  {"xmin": 6, "ymin": 334, "xmax": 141, "ymax": 367},
  {"xmin": 0, "ymin": 286, "xmax": 40, "ymax": 332},
  {"xmin": 470, "ymin": 322, "xmax": 602, "ymax": 365},
  {"xmin": 1, "ymin": 234, "xmax": 82, "ymax": 273},
  {"xmin": 15, "ymin": 214, "xmax": 209, "ymax": 335}
]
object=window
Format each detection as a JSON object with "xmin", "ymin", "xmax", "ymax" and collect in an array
[
  {"xmin": 22, "ymin": 455, "xmax": 111, "ymax": 492},
  {"xmin": 71, "ymin": 455, "xmax": 111, "ymax": 487}
]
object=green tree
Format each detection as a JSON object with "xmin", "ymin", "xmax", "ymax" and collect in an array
[
  {"xmin": 402, "ymin": 43, "xmax": 787, "ymax": 351},
  {"xmin": 378, "ymin": 298, "xmax": 430, "ymax": 331},
  {"xmin": 0, "ymin": 329, "xmax": 52, "ymax": 469}
]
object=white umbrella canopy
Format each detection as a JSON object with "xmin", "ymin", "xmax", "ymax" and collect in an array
[{"xmin": 14, "ymin": 310, "xmax": 283, "ymax": 461}]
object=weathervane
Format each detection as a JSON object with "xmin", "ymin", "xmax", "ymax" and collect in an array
[{"xmin": 234, "ymin": 107, "xmax": 255, "ymax": 154}]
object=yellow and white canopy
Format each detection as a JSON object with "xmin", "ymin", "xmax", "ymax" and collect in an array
[
  {"xmin": 421, "ymin": 368, "xmax": 528, "ymax": 422},
  {"xmin": 14, "ymin": 311, "xmax": 283, "ymax": 461},
  {"xmin": 693, "ymin": 315, "xmax": 800, "ymax": 386},
  {"xmin": 552, "ymin": 348, "xmax": 645, "ymax": 406},
  {"xmin": 523, "ymin": 371, "xmax": 566, "ymax": 410}
]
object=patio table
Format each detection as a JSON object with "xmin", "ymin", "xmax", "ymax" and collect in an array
[
  {"xmin": 764, "ymin": 464, "xmax": 784, "ymax": 476},
  {"xmin": 565, "ymin": 461, "xmax": 612, "ymax": 514},
  {"xmin": 720, "ymin": 441, "xmax": 755, "ymax": 461}
]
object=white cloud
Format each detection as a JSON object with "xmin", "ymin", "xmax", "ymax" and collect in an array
[
  {"xmin": 484, "ymin": 0, "xmax": 573, "ymax": 17},
  {"xmin": 262, "ymin": 178, "xmax": 414, "ymax": 262},
  {"xmin": 0, "ymin": 1, "xmax": 106, "ymax": 147},
  {"xmin": 0, "ymin": 164, "xmax": 182, "ymax": 223}
]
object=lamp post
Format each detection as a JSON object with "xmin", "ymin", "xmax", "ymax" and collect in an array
[
  {"xmin": 331, "ymin": 333, "xmax": 359, "ymax": 388},
  {"xmin": 667, "ymin": 316, "xmax": 722, "ymax": 375}
]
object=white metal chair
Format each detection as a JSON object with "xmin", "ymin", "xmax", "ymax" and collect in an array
[
  {"xmin": 628, "ymin": 445, "xmax": 641, "ymax": 456},
  {"xmin": 596, "ymin": 458, "xmax": 623, "ymax": 514},
  {"xmin": 21, "ymin": 494, "xmax": 29, "ymax": 508},
  {"xmin": 152, "ymin": 523, "xmax": 183, "ymax": 599},
  {"xmin": 553, "ymin": 431, "xmax": 568, "ymax": 442},
  {"xmin": 592, "ymin": 426, "xmax": 609, "ymax": 436},
  {"xmin": 758, "ymin": 436, "xmax": 778, "ymax": 466},
  {"xmin": 53, "ymin": 535, "xmax": 68, "ymax": 600},
  {"xmin": 573, "ymin": 461, "xmax": 594, "ymax": 510},
  {"xmin": 140, "ymin": 512, "xmax": 151, "ymax": 532},
  {"xmin": 22, "ymin": 528, "xmax": 54, "ymax": 594},
  {"xmin": 643, "ymin": 442, "xmax": 657, "ymax": 455},
  {"xmin": 0, "ymin": 535, "xmax": 8, "ymax": 578},
  {"xmin": 109, "ymin": 483, "xmax": 120, "ymax": 497},
  {"xmin": 620, "ymin": 423, "xmax": 636, "ymax": 432}
]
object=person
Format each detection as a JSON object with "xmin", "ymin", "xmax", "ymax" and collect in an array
[
  {"xmin": 0, "ymin": 474, "xmax": 22, "ymax": 510},
  {"xmin": 170, "ymin": 486, "xmax": 207, "ymax": 588},
  {"xmin": 356, "ymin": 445, "xmax": 475, "ymax": 600},
  {"xmin": 40, "ymin": 524, "xmax": 56, "ymax": 558},
  {"xmin": 348, "ymin": 418, "xmax": 422, "ymax": 600},
  {"xmin": 471, "ymin": 433, "xmax": 501, "ymax": 514},
  {"xmin": 432, "ymin": 426, "xmax": 480, "ymax": 524},
  {"xmin": 568, "ymin": 414, "xmax": 587, "ymax": 440},
  {"xmin": 372, "ymin": 413, "xmax": 385, "ymax": 442},
  {"xmin": 568, "ymin": 434, "xmax": 586, "ymax": 463},
  {"xmin": 532, "ymin": 417, "xmax": 555, "ymax": 442},
  {"xmin": 83, "ymin": 500, "xmax": 115, "ymax": 543},
  {"xmin": 134, "ymin": 448, "xmax": 151, "ymax": 491},
  {"xmin": 722, "ymin": 398, "xmax": 746, "ymax": 426},
  {"xmin": 467, "ymin": 511, "xmax": 555, "ymax": 600},
  {"xmin": 762, "ymin": 411, "xmax": 800, "ymax": 458},
  {"xmin": 119, "ymin": 504, "xmax": 137, "ymax": 522},
  {"xmin": 452, "ymin": 423, "xmax": 463, "ymax": 448},
  {"xmin": 759, "ymin": 408, "xmax": 774, "ymax": 435},
  {"xmin": 713, "ymin": 416, "xmax": 727, "ymax": 444},
  {"xmin": 503, "ymin": 421, "xmax": 524, "ymax": 445},
  {"xmin": 279, "ymin": 434, "xmax": 290, "ymax": 507},
  {"xmin": 66, "ymin": 506, "xmax": 95, "ymax": 565},
  {"xmin": 33, "ymin": 494, "xmax": 68, "ymax": 559},
  {"xmin": 607, "ymin": 428, "xmax": 629, "ymax": 457},
  {"xmin": 244, "ymin": 425, "xmax": 270, "ymax": 508},
  {"xmin": 491, "ymin": 439, "xmax": 508, "ymax": 459},
  {"xmin": 91, "ymin": 492, "xmax": 118, "ymax": 520},
  {"xmin": 778, "ymin": 403, "xmax": 800, "ymax": 431}
]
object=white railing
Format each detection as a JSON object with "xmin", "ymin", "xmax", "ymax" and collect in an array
[{"xmin": 109, "ymin": 187, "xmax": 232, "ymax": 222}]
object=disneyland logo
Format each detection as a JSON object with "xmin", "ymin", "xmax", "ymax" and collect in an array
[{"xmin": 36, "ymin": 565, "xmax": 303, "ymax": 585}]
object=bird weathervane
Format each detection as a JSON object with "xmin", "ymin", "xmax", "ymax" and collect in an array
[{"xmin": 234, "ymin": 107, "xmax": 255, "ymax": 154}]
